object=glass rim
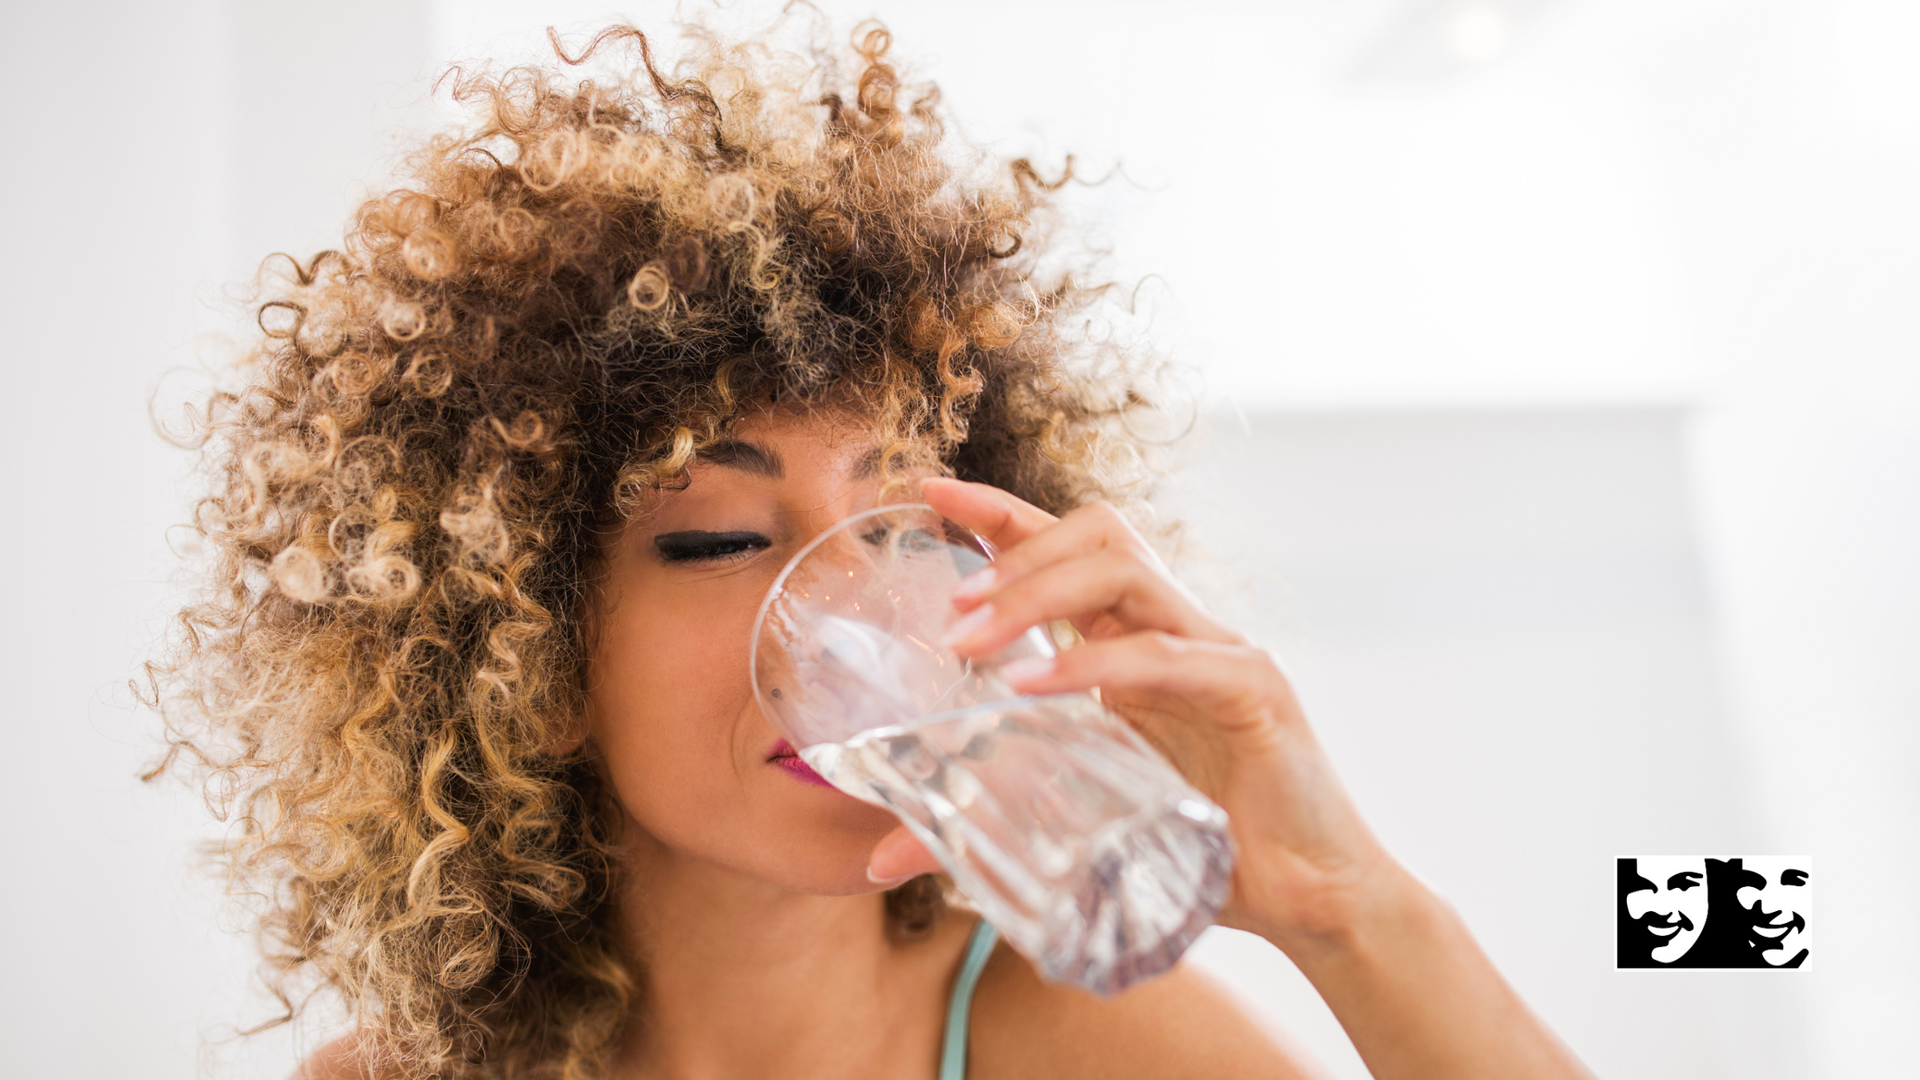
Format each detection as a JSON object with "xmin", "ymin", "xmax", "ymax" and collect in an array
[{"xmin": 746, "ymin": 502, "xmax": 998, "ymax": 723}]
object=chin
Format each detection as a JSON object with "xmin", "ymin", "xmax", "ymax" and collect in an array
[
  {"xmin": 731, "ymin": 803, "xmax": 905, "ymax": 895},
  {"xmin": 739, "ymin": 843, "xmax": 895, "ymax": 895},
  {"xmin": 623, "ymin": 765, "xmax": 905, "ymax": 885}
]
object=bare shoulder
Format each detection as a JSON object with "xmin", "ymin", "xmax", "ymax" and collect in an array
[{"xmin": 968, "ymin": 943, "xmax": 1333, "ymax": 1080}]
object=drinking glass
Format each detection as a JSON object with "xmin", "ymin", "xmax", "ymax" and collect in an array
[{"xmin": 750, "ymin": 503, "xmax": 1233, "ymax": 994}]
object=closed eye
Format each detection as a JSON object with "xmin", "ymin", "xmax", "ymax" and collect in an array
[
  {"xmin": 653, "ymin": 530, "xmax": 772, "ymax": 564},
  {"xmin": 858, "ymin": 523, "xmax": 943, "ymax": 553}
]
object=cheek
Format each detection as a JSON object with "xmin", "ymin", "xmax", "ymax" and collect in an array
[
  {"xmin": 589, "ymin": 594, "xmax": 760, "ymax": 830},
  {"xmin": 1625, "ymin": 892, "xmax": 1655, "ymax": 918},
  {"xmin": 584, "ymin": 569, "xmax": 904, "ymax": 891}
]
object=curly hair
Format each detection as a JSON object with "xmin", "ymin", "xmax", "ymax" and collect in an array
[{"xmin": 148, "ymin": 17, "xmax": 1163, "ymax": 1080}]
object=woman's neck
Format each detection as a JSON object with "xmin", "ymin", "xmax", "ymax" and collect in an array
[{"xmin": 610, "ymin": 829, "xmax": 966, "ymax": 1080}]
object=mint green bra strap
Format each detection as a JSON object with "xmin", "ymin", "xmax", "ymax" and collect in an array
[{"xmin": 939, "ymin": 918, "xmax": 1000, "ymax": 1080}]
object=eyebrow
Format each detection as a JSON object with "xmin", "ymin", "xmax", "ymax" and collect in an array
[
  {"xmin": 699, "ymin": 439, "xmax": 885, "ymax": 481},
  {"xmin": 702, "ymin": 439, "xmax": 783, "ymax": 479}
]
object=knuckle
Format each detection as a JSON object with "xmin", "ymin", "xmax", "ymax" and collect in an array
[
  {"xmin": 1093, "ymin": 543, "xmax": 1153, "ymax": 584},
  {"xmin": 1094, "ymin": 547, "xmax": 1142, "ymax": 578},
  {"xmin": 1138, "ymin": 629, "xmax": 1187, "ymax": 661},
  {"xmin": 1237, "ymin": 645, "xmax": 1291, "ymax": 691},
  {"xmin": 1073, "ymin": 500, "xmax": 1127, "ymax": 535}
]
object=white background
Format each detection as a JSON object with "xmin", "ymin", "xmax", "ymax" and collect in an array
[{"xmin": 2, "ymin": 1, "xmax": 1915, "ymax": 1077}]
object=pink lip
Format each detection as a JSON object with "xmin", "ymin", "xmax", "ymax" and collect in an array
[{"xmin": 768, "ymin": 739, "xmax": 837, "ymax": 789}]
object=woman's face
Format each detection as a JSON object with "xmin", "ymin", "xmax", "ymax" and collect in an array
[{"xmin": 586, "ymin": 407, "xmax": 906, "ymax": 894}]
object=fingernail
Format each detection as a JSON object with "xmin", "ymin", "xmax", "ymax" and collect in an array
[
  {"xmin": 997, "ymin": 657, "xmax": 1055, "ymax": 687},
  {"xmin": 866, "ymin": 866, "xmax": 916, "ymax": 886},
  {"xmin": 940, "ymin": 603, "xmax": 995, "ymax": 648},
  {"xmin": 952, "ymin": 567, "xmax": 997, "ymax": 602}
]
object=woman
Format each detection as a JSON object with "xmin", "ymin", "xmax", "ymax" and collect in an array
[{"xmin": 152, "ymin": 19, "xmax": 1595, "ymax": 1080}]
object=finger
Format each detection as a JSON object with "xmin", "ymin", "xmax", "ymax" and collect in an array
[
  {"xmin": 926, "ymin": 480, "xmax": 1238, "ymax": 647},
  {"xmin": 946, "ymin": 549, "xmax": 1233, "ymax": 656},
  {"xmin": 921, "ymin": 477, "xmax": 1058, "ymax": 553},
  {"xmin": 866, "ymin": 823, "xmax": 943, "ymax": 885},
  {"xmin": 948, "ymin": 500, "xmax": 1155, "ymax": 610},
  {"xmin": 997, "ymin": 631, "xmax": 1300, "ymax": 742}
]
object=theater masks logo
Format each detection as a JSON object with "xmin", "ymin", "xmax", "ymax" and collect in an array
[{"xmin": 1616, "ymin": 856, "xmax": 1811, "ymax": 969}]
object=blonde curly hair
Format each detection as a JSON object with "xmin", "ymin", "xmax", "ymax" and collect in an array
[{"xmin": 148, "ymin": 17, "xmax": 1163, "ymax": 1079}]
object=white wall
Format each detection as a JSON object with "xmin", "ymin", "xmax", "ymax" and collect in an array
[
  {"xmin": 1172, "ymin": 407, "xmax": 1799, "ymax": 1079},
  {"xmin": 0, "ymin": 2, "xmax": 242, "ymax": 1077},
  {"xmin": 2, "ymin": 1, "xmax": 1913, "ymax": 1077}
]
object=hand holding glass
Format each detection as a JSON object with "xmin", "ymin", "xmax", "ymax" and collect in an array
[{"xmin": 750, "ymin": 504, "xmax": 1234, "ymax": 994}]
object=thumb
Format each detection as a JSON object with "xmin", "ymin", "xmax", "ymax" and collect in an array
[{"xmin": 867, "ymin": 824, "xmax": 942, "ymax": 885}]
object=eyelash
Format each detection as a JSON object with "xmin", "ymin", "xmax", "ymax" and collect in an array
[{"xmin": 653, "ymin": 531, "xmax": 772, "ymax": 564}]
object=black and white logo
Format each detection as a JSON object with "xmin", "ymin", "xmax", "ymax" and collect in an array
[{"xmin": 1616, "ymin": 856, "xmax": 1810, "ymax": 968}]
